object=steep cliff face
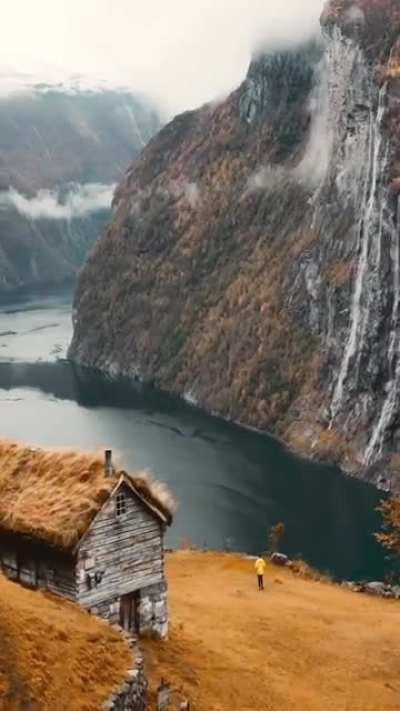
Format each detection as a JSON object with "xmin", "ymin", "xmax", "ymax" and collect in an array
[
  {"xmin": 70, "ymin": 0, "xmax": 400, "ymax": 490},
  {"xmin": 0, "ymin": 86, "xmax": 160, "ymax": 295}
]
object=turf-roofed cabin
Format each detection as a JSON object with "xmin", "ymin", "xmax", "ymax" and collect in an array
[{"xmin": 0, "ymin": 442, "xmax": 174, "ymax": 638}]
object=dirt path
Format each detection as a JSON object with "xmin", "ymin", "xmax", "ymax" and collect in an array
[{"xmin": 144, "ymin": 552, "xmax": 400, "ymax": 711}]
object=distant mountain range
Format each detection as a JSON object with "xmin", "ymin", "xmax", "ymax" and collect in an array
[{"xmin": 0, "ymin": 83, "xmax": 160, "ymax": 295}]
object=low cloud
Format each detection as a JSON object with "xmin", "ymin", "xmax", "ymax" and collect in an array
[
  {"xmin": 246, "ymin": 166, "xmax": 287, "ymax": 193},
  {"xmin": 1, "ymin": 1, "xmax": 325, "ymax": 116},
  {"xmin": 126, "ymin": 179, "xmax": 201, "ymax": 218},
  {"xmin": 245, "ymin": 58, "xmax": 332, "ymax": 195},
  {"xmin": 295, "ymin": 60, "xmax": 332, "ymax": 187},
  {"xmin": 0, "ymin": 183, "xmax": 115, "ymax": 220},
  {"xmin": 184, "ymin": 182, "xmax": 200, "ymax": 209},
  {"xmin": 344, "ymin": 4, "xmax": 365, "ymax": 25}
]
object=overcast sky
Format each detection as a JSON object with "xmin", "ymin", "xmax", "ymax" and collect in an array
[{"xmin": 2, "ymin": 1, "xmax": 324, "ymax": 116}]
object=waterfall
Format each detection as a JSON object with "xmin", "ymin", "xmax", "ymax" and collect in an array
[
  {"xmin": 365, "ymin": 197, "xmax": 400, "ymax": 464},
  {"xmin": 389, "ymin": 197, "xmax": 400, "ymax": 368},
  {"xmin": 330, "ymin": 85, "xmax": 388, "ymax": 421},
  {"xmin": 365, "ymin": 376, "xmax": 397, "ymax": 464},
  {"xmin": 125, "ymin": 106, "xmax": 146, "ymax": 148}
]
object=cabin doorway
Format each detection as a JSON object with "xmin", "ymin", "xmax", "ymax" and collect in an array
[{"xmin": 119, "ymin": 591, "xmax": 140, "ymax": 633}]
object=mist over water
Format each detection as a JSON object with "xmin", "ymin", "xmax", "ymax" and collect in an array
[{"xmin": 0, "ymin": 292, "xmax": 386, "ymax": 581}]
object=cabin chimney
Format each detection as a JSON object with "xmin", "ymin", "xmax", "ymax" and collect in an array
[{"xmin": 105, "ymin": 449, "xmax": 113, "ymax": 477}]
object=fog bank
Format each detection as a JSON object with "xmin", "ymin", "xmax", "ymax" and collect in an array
[
  {"xmin": 1, "ymin": 1, "xmax": 325, "ymax": 116},
  {"xmin": 0, "ymin": 184, "xmax": 115, "ymax": 220}
]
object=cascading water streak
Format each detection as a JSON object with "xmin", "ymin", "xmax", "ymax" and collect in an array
[
  {"xmin": 330, "ymin": 86, "xmax": 388, "ymax": 423},
  {"xmin": 388, "ymin": 197, "xmax": 400, "ymax": 369},
  {"xmin": 125, "ymin": 106, "xmax": 146, "ymax": 148},
  {"xmin": 365, "ymin": 197, "xmax": 400, "ymax": 465}
]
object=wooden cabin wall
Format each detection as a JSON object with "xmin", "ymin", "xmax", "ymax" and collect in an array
[
  {"xmin": 0, "ymin": 533, "xmax": 76, "ymax": 600},
  {"xmin": 77, "ymin": 484, "xmax": 165, "ymax": 609}
]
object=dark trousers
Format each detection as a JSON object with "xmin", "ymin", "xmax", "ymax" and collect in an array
[{"xmin": 257, "ymin": 574, "xmax": 264, "ymax": 590}]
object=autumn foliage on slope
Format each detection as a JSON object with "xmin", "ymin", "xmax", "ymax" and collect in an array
[
  {"xmin": 376, "ymin": 498, "xmax": 400, "ymax": 556},
  {"xmin": 69, "ymin": 0, "xmax": 400, "ymax": 480},
  {"xmin": 70, "ymin": 43, "xmax": 323, "ymax": 435}
]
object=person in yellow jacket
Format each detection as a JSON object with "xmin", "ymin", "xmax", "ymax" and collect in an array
[{"xmin": 255, "ymin": 556, "xmax": 266, "ymax": 591}]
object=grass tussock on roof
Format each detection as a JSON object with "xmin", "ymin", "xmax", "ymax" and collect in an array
[
  {"xmin": 0, "ymin": 440, "xmax": 176, "ymax": 551},
  {"xmin": 0, "ymin": 573, "xmax": 132, "ymax": 710}
]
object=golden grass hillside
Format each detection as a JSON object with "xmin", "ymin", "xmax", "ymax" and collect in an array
[
  {"xmin": 0, "ymin": 573, "xmax": 131, "ymax": 710},
  {"xmin": 0, "ymin": 441, "xmax": 176, "ymax": 550},
  {"xmin": 144, "ymin": 551, "xmax": 400, "ymax": 711}
]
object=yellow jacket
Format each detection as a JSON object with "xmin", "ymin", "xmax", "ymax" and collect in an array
[{"xmin": 255, "ymin": 558, "xmax": 266, "ymax": 575}]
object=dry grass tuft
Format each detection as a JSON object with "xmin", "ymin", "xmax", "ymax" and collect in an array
[
  {"xmin": 0, "ymin": 440, "xmax": 175, "ymax": 551},
  {"xmin": 129, "ymin": 470, "xmax": 178, "ymax": 520},
  {"xmin": 0, "ymin": 573, "xmax": 132, "ymax": 710},
  {"xmin": 288, "ymin": 559, "xmax": 333, "ymax": 583}
]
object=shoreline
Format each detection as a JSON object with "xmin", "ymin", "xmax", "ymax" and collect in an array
[
  {"xmin": 0, "ymin": 281, "xmax": 75, "ymax": 308},
  {"xmin": 69, "ymin": 355, "xmax": 387, "ymax": 497},
  {"xmin": 0, "ymin": 290, "xmax": 388, "ymax": 581}
]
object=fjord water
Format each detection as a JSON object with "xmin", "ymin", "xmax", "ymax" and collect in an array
[{"xmin": 0, "ymin": 292, "xmax": 386, "ymax": 580}]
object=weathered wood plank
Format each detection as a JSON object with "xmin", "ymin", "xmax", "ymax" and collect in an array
[
  {"xmin": 84, "ymin": 522, "xmax": 160, "ymax": 545},
  {"xmin": 81, "ymin": 542, "xmax": 161, "ymax": 561},
  {"xmin": 80, "ymin": 548, "xmax": 162, "ymax": 572},
  {"xmin": 79, "ymin": 574, "xmax": 163, "ymax": 605},
  {"xmin": 78, "ymin": 560, "xmax": 163, "ymax": 588},
  {"xmin": 84, "ymin": 529, "xmax": 161, "ymax": 551},
  {"xmin": 82, "ymin": 554, "xmax": 162, "ymax": 577},
  {"xmin": 0, "ymin": 534, "xmax": 77, "ymax": 600},
  {"xmin": 75, "ymin": 483, "xmax": 166, "ymax": 609},
  {"xmin": 89, "ymin": 514, "xmax": 160, "ymax": 532}
]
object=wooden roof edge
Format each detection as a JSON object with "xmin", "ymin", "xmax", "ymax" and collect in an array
[{"xmin": 120, "ymin": 473, "xmax": 171, "ymax": 526}]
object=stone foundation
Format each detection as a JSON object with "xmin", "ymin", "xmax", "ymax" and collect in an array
[
  {"xmin": 138, "ymin": 581, "xmax": 168, "ymax": 638},
  {"xmin": 88, "ymin": 582, "xmax": 168, "ymax": 638},
  {"xmin": 89, "ymin": 595, "xmax": 120, "ymax": 625},
  {"xmin": 104, "ymin": 654, "xmax": 147, "ymax": 710}
]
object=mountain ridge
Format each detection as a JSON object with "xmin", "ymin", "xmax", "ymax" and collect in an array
[{"xmin": 69, "ymin": 0, "xmax": 400, "ymax": 491}]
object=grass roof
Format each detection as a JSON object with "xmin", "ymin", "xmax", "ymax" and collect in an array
[{"xmin": 0, "ymin": 440, "xmax": 175, "ymax": 551}]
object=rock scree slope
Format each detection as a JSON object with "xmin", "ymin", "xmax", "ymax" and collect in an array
[{"xmin": 70, "ymin": 0, "xmax": 400, "ymax": 490}]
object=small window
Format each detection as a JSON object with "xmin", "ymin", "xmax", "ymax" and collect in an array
[{"xmin": 116, "ymin": 492, "xmax": 127, "ymax": 517}]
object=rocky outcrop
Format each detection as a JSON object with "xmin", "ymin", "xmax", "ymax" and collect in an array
[
  {"xmin": 69, "ymin": 1, "xmax": 400, "ymax": 490},
  {"xmin": 0, "ymin": 86, "xmax": 160, "ymax": 295},
  {"xmin": 343, "ymin": 580, "xmax": 400, "ymax": 599}
]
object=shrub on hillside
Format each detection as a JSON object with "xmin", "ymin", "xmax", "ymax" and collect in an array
[
  {"xmin": 268, "ymin": 522, "xmax": 286, "ymax": 554},
  {"xmin": 376, "ymin": 498, "xmax": 400, "ymax": 555}
]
